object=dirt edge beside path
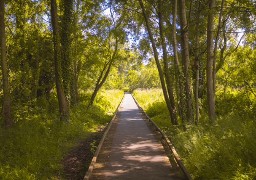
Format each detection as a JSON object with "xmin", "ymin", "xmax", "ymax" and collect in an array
[{"xmin": 62, "ymin": 131, "xmax": 104, "ymax": 180}]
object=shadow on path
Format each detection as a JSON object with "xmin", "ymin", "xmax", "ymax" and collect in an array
[{"xmin": 90, "ymin": 93, "xmax": 185, "ymax": 180}]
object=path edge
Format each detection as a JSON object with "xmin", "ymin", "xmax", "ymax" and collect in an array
[
  {"xmin": 132, "ymin": 94, "xmax": 192, "ymax": 180},
  {"xmin": 83, "ymin": 93, "xmax": 125, "ymax": 180}
]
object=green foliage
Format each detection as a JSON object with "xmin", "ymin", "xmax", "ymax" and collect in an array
[
  {"xmin": 127, "ymin": 62, "xmax": 161, "ymax": 91},
  {"xmin": 216, "ymin": 90, "xmax": 256, "ymax": 119},
  {"xmin": 0, "ymin": 90, "xmax": 123, "ymax": 179},
  {"xmin": 1, "ymin": 0, "xmax": 255, "ymax": 179},
  {"xmin": 133, "ymin": 89, "xmax": 256, "ymax": 179},
  {"xmin": 133, "ymin": 88, "xmax": 164, "ymax": 109},
  {"xmin": 217, "ymin": 47, "xmax": 256, "ymax": 89},
  {"xmin": 104, "ymin": 51, "xmax": 160, "ymax": 92}
]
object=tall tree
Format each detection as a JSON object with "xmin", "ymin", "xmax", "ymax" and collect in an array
[
  {"xmin": 213, "ymin": 0, "xmax": 225, "ymax": 93},
  {"xmin": 206, "ymin": 0, "xmax": 216, "ymax": 122},
  {"xmin": 61, "ymin": 0, "xmax": 73, "ymax": 99},
  {"xmin": 193, "ymin": 0, "xmax": 202, "ymax": 125},
  {"xmin": 179, "ymin": 0, "xmax": 194, "ymax": 123},
  {"xmin": 70, "ymin": 0, "xmax": 81, "ymax": 105},
  {"xmin": 158, "ymin": 1, "xmax": 178, "ymax": 125},
  {"xmin": 138, "ymin": 0, "xmax": 177, "ymax": 125},
  {"xmin": 171, "ymin": 0, "xmax": 186, "ymax": 123},
  {"xmin": 50, "ymin": 0, "xmax": 70, "ymax": 121},
  {"xmin": 0, "ymin": 0, "xmax": 12, "ymax": 127}
]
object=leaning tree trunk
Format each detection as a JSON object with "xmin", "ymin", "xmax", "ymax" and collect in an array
[
  {"xmin": 88, "ymin": 59, "xmax": 114, "ymax": 108},
  {"xmin": 206, "ymin": 0, "xmax": 216, "ymax": 122},
  {"xmin": 0, "ymin": 0, "xmax": 13, "ymax": 127},
  {"xmin": 158, "ymin": 2, "xmax": 178, "ymax": 125},
  {"xmin": 179, "ymin": 0, "xmax": 194, "ymax": 123},
  {"xmin": 50, "ymin": 0, "xmax": 70, "ymax": 121},
  {"xmin": 139, "ymin": 0, "xmax": 177, "ymax": 125},
  {"xmin": 88, "ymin": 39, "xmax": 118, "ymax": 108}
]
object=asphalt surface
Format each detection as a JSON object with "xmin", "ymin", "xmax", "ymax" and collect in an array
[{"xmin": 90, "ymin": 93, "xmax": 184, "ymax": 179}]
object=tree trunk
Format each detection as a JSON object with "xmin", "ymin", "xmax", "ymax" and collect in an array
[
  {"xmin": 216, "ymin": 23, "xmax": 227, "ymax": 73},
  {"xmin": 88, "ymin": 39, "xmax": 118, "ymax": 108},
  {"xmin": 61, "ymin": 0, "xmax": 73, "ymax": 98},
  {"xmin": 158, "ymin": 2, "xmax": 178, "ymax": 125},
  {"xmin": 179, "ymin": 0, "xmax": 194, "ymax": 123},
  {"xmin": 70, "ymin": 0, "xmax": 81, "ymax": 105},
  {"xmin": 0, "ymin": 0, "xmax": 13, "ymax": 127},
  {"xmin": 16, "ymin": 0, "xmax": 29, "ymax": 100},
  {"xmin": 194, "ymin": 1, "xmax": 201, "ymax": 125},
  {"xmin": 171, "ymin": 0, "xmax": 186, "ymax": 123},
  {"xmin": 139, "ymin": 0, "xmax": 176, "ymax": 125},
  {"xmin": 70, "ymin": 59, "xmax": 81, "ymax": 105},
  {"xmin": 51, "ymin": 0, "xmax": 70, "ymax": 121},
  {"xmin": 88, "ymin": 59, "xmax": 114, "ymax": 108},
  {"xmin": 213, "ymin": 0, "xmax": 225, "ymax": 94},
  {"xmin": 206, "ymin": 0, "xmax": 216, "ymax": 122}
]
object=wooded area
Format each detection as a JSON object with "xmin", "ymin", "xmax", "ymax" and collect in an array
[{"xmin": 0, "ymin": 0, "xmax": 255, "ymax": 179}]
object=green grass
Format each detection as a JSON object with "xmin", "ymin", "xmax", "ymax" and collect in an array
[
  {"xmin": 133, "ymin": 89, "xmax": 256, "ymax": 180},
  {"xmin": 0, "ymin": 89, "xmax": 123, "ymax": 179}
]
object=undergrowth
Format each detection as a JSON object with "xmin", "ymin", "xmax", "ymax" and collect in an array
[
  {"xmin": 0, "ymin": 89, "xmax": 123, "ymax": 179},
  {"xmin": 133, "ymin": 89, "xmax": 256, "ymax": 179}
]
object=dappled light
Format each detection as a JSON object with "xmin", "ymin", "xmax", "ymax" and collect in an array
[
  {"xmin": 0, "ymin": 0, "xmax": 255, "ymax": 179},
  {"xmin": 90, "ymin": 94, "xmax": 185, "ymax": 179}
]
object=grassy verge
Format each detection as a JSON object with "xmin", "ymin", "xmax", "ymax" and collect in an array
[
  {"xmin": 133, "ymin": 89, "xmax": 256, "ymax": 179},
  {"xmin": 0, "ymin": 89, "xmax": 123, "ymax": 179}
]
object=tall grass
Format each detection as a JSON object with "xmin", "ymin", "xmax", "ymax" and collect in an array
[
  {"xmin": 0, "ymin": 90, "xmax": 123, "ymax": 179},
  {"xmin": 133, "ymin": 89, "xmax": 256, "ymax": 179}
]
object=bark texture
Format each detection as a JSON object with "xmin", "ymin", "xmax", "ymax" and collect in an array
[
  {"xmin": 51, "ymin": 0, "xmax": 70, "ymax": 121},
  {"xmin": 179, "ymin": 0, "xmax": 194, "ymax": 123},
  {"xmin": 61, "ymin": 0, "xmax": 73, "ymax": 97},
  {"xmin": 206, "ymin": 0, "xmax": 216, "ymax": 122}
]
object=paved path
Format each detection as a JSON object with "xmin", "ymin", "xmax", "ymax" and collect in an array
[{"xmin": 90, "ymin": 93, "xmax": 184, "ymax": 179}]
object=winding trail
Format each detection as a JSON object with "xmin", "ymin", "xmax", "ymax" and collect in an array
[{"xmin": 89, "ymin": 93, "xmax": 185, "ymax": 179}]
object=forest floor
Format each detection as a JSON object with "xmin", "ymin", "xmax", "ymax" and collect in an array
[{"xmin": 89, "ymin": 93, "xmax": 185, "ymax": 179}]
